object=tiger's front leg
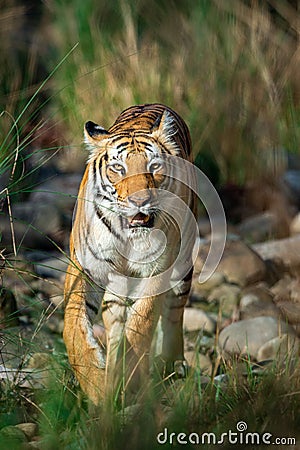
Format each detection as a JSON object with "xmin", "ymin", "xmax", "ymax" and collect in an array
[
  {"xmin": 102, "ymin": 294, "xmax": 161, "ymax": 398},
  {"xmin": 101, "ymin": 293, "xmax": 126, "ymax": 395},
  {"xmin": 160, "ymin": 270, "xmax": 194, "ymax": 378},
  {"xmin": 63, "ymin": 257, "xmax": 106, "ymax": 405}
]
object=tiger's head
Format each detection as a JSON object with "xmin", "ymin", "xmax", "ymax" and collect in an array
[{"xmin": 84, "ymin": 110, "xmax": 180, "ymax": 231}]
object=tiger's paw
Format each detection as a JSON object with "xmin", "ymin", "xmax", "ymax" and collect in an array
[
  {"xmin": 152, "ymin": 356, "xmax": 188, "ymax": 380},
  {"xmin": 173, "ymin": 359, "xmax": 188, "ymax": 378}
]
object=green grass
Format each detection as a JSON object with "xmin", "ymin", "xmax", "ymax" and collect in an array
[
  {"xmin": 48, "ymin": 0, "xmax": 300, "ymax": 185},
  {"xmin": 1, "ymin": 350, "xmax": 299, "ymax": 449},
  {"xmin": 1, "ymin": 1, "xmax": 299, "ymax": 183}
]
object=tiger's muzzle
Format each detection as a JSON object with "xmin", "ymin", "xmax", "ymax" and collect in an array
[
  {"xmin": 121, "ymin": 212, "xmax": 155, "ymax": 229},
  {"xmin": 120, "ymin": 186, "xmax": 155, "ymax": 229}
]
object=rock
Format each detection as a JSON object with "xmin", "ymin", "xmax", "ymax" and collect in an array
[
  {"xmin": 256, "ymin": 334, "xmax": 300, "ymax": 363},
  {"xmin": 275, "ymin": 301, "xmax": 300, "ymax": 325},
  {"xmin": 218, "ymin": 316, "xmax": 296, "ymax": 359},
  {"xmin": 27, "ymin": 353, "xmax": 52, "ymax": 369},
  {"xmin": 34, "ymin": 255, "xmax": 69, "ymax": 280},
  {"xmin": 240, "ymin": 294, "xmax": 281, "ymax": 320},
  {"xmin": 197, "ymin": 354, "xmax": 212, "ymax": 375},
  {"xmin": 0, "ymin": 201, "xmax": 63, "ymax": 250},
  {"xmin": 183, "ymin": 308, "xmax": 216, "ymax": 334},
  {"xmin": 0, "ymin": 425, "xmax": 28, "ymax": 444},
  {"xmin": 191, "ymin": 272, "xmax": 227, "ymax": 303},
  {"xmin": 1, "ymin": 258, "xmax": 35, "ymax": 285},
  {"xmin": 46, "ymin": 317, "xmax": 64, "ymax": 334},
  {"xmin": 29, "ymin": 174, "xmax": 81, "ymax": 215},
  {"xmin": 207, "ymin": 284, "xmax": 241, "ymax": 316},
  {"xmin": 213, "ymin": 374, "xmax": 229, "ymax": 387},
  {"xmin": 239, "ymin": 285, "xmax": 281, "ymax": 320},
  {"xmin": 249, "ymin": 360, "xmax": 274, "ymax": 374},
  {"xmin": 271, "ymin": 275, "xmax": 293, "ymax": 299},
  {"xmin": 196, "ymin": 271, "xmax": 225, "ymax": 291},
  {"xmin": 242, "ymin": 284, "xmax": 274, "ymax": 302},
  {"xmin": 25, "ymin": 353, "xmax": 61, "ymax": 387},
  {"xmin": 117, "ymin": 404, "xmax": 150, "ymax": 426},
  {"xmin": 290, "ymin": 212, "xmax": 300, "ymax": 235},
  {"xmin": 27, "ymin": 441, "xmax": 43, "ymax": 449},
  {"xmin": 184, "ymin": 351, "xmax": 212, "ymax": 375},
  {"xmin": 238, "ymin": 211, "xmax": 279, "ymax": 243},
  {"xmin": 31, "ymin": 278, "xmax": 64, "ymax": 308},
  {"xmin": 197, "ymin": 335, "xmax": 215, "ymax": 352},
  {"xmin": 253, "ymin": 235, "xmax": 300, "ymax": 269},
  {"xmin": 200, "ymin": 238, "xmax": 267, "ymax": 287},
  {"xmin": 272, "ymin": 277, "xmax": 300, "ymax": 324},
  {"xmin": 15, "ymin": 423, "xmax": 38, "ymax": 440}
]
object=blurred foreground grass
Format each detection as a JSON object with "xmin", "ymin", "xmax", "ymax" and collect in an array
[{"xmin": 1, "ymin": 350, "xmax": 300, "ymax": 449}]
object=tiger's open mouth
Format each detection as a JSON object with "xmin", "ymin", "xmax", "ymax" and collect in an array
[{"xmin": 121, "ymin": 212, "xmax": 155, "ymax": 229}]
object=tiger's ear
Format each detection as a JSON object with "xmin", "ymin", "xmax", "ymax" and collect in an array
[
  {"xmin": 151, "ymin": 110, "xmax": 176, "ymax": 140},
  {"xmin": 150, "ymin": 110, "xmax": 179, "ymax": 153},
  {"xmin": 84, "ymin": 121, "xmax": 109, "ymax": 147}
]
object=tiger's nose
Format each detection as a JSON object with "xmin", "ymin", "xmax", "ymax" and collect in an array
[{"xmin": 128, "ymin": 190, "xmax": 152, "ymax": 207}]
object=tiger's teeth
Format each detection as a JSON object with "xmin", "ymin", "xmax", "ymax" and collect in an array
[
  {"xmin": 124, "ymin": 213, "xmax": 154, "ymax": 229},
  {"xmin": 130, "ymin": 214, "xmax": 150, "ymax": 224}
]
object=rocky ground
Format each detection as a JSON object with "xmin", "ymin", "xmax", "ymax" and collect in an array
[{"xmin": 1, "ymin": 150, "xmax": 300, "ymax": 445}]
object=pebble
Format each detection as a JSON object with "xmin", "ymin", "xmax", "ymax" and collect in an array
[
  {"xmin": 242, "ymin": 284, "xmax": 274, "ymax": 302},
  {"xmin": 27, "ymin": 352, "xmax": 52, "ymax": 369},
  {"xmin": 31, "ymin": 278, "xmax": 64, "ymax": 308},
  {"xmin": 239, "ymin": 290, "xmax": 281, "ymax": 320},
  {"xmin": 34, "ymin": 256, "xmax": 69, "ymax": 280},
  {"xmin": 218, "ymin": 316, "xmax": 296, "ymax": 359},
  {"xmin": 197, "ymin": 335, "xmax": 215, "ymax": 352},
  {"xmin": 213, "ymin": 374, "xmax": 229, "ymax": 387},
  {"xmin": 271, "ymin": 275, "xmax": 293, "ymax": 300},
  {"xmin": 29, "ymin": 174, "xmax": 81, "ymax": 214},
  {"xmin": 46, "ymin": 317, "xmax": 64, "ymax": 334},
  {"xmin": 184, "ymin": 351, "xmax": 212, "ymax": 375},
  {"xmin": 0, "ymin": 201, "xmax": 63, "ymax": 249},
  {"xmin": 208, "ymin": 283, "xmax": 241, "ymax": 316},
  {"xmin": 200, "ymin": 238, "xmax": 267, "ymax": 287},
  {"xmin": 275, "ymin": 301, "xmax": 300, "ymax": 325},
  {"xmin": 271, "ymin": 277, "xmax": 300, "ymax": 324},
  {"xmin": 183, "ymin": 308, "xmax": 216, "ymax": 334},
  {"xmin": 197, "ymin": 271, "xmax": 225, "ymax": 291},
  {"xmin": 15, "ymin": 423, "xmax": 38, "ymax": 440},
  {"xmin": 253, "ymin": 235, "xmax": 300, "ymax": 269},
  {"xmin": 27, "ymin": 441, "xmax": 43, "ymax": 449},
  {"xmin": 256, "ymin": 334, "xmax": 300, "ymax": 363},
  {"xmin": 0, "ymin": 425, "xmax": 28, "ymax": 444},
  {"xmin": 290, "ymin": 212, "xmax": 300, "ymax": 235},
  {"xmin": 238, "ymin": 211, "xmax": 279, "ymax": 243}
]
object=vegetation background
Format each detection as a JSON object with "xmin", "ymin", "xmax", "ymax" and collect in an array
[{"xmin": 0, "ymin": 0, "xmax": 300, "ymax": 449}]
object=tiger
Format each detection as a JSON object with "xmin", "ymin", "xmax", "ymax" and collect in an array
[{"xmin": 63, "ymin": 103, "xmax": 197, "ymax": 405}]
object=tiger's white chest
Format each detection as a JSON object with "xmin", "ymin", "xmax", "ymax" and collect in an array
[
  {"xmin": 124, "ymin": 227, "xmax": 169, "ymax": 275},
  {"xmin": 76, "ymin": 210, "xmax": 172, "ymax": 287}
]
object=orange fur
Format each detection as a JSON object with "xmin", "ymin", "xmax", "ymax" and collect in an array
[{"xmin": 64, "ymin": 104, "xmax": 196, "ymax": 404}]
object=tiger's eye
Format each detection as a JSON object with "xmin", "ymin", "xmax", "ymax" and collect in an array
[
  {"xmin": 149, "ymin": 162, "xmax": 162, "ymax": 172},
  {"xmin": 110, "ymin": 163, "xmax": 125, "ymax": 174}
]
